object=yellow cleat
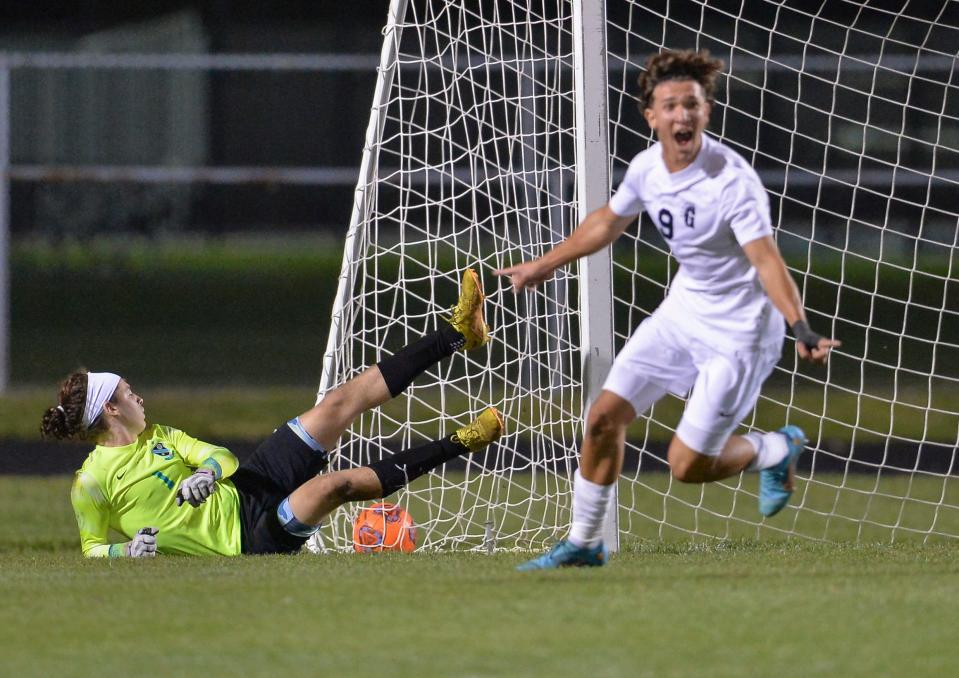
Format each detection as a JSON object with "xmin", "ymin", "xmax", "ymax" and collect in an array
[
  {"xmin": 452, "ymin": 407, "xmax": 505, "ymax": 452},
  {"xmin": 448, "ymin": 268, "xmax": 490, "ymax": 351}
]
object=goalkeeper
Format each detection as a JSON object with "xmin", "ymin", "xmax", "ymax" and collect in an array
[
  {"xmin": 497, "ymin": 50, "xmax": 840, "ymax": 570},
  {"xmin": 41, "ymin": 270, "xmax": 503, "ymax": 558}
]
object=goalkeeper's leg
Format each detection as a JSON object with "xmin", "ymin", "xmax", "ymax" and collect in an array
[
  {"xmin": 279, "ymin": 407, "xmax": 504, "ymax": 533},
  {"xmin": 296, "ymin": 268, "xmax": 489, "ymax": 453}
]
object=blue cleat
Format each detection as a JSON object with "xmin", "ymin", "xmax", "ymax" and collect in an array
[
  {"xmin": 516, "ymin": 538, "xmax": 608, "ymax": 571},
  {"xmin": 759, "ymin": 425, "xmax": 807, "ymax": 517}
]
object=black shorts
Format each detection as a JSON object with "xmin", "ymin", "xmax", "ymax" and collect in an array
[{"xmin": 231, "ymin": 424, "xmax": 329, "ymax": 555}]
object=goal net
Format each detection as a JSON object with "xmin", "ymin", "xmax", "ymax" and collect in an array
[{"xmin": 310, "ymin": 0, "xmax": 959, "ymax": 552}]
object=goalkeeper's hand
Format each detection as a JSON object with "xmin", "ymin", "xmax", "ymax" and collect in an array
[
  {"xmin": 176, "ymin": 468, "xmax": 217, "ymax": 507},
  {"xmin": 125, "ymin": 527, "xmax": 159, "ymax": 558}
]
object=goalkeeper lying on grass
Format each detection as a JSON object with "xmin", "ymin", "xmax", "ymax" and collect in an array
[{"xmin": 40, "ymin": 270, "xmax": 503, "ymax": 558}]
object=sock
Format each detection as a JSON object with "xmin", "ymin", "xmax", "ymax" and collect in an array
[
  {"xmin": 276, "ymin": 496, "xmax": 320, "ymax": 537},
  {"xmin": 568, "ymin": 469, "xmax": 614, "ymax": 548},
  {"xmin": 286, "ymin": 417, "xmax": 329, "ymax": 464},
  {"xmin": 367, "ymin": 436, "xmax": 468, "ymax": 496},
  {"xmin": 377, "ymin": 325, "xmax": 465, "ymax": 397},
  {"xmin": 746, "ymin": 431, "xmax": 789, "ymax": 471}
]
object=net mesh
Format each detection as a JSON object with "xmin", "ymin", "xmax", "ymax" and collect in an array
[{"xmin": 312, "ymin": 0, "xmax": 959, "ymax": 552}]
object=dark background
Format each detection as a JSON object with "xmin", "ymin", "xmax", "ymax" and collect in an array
[
  {"xmin": 3, "ymin": 0, "xmax": 956, "ymax": 388},
  {"xmin": 3, "ymin": 1, "xmax": 954, "ymax": 235}
]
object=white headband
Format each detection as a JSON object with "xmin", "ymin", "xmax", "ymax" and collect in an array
[{"xmin": 83, "ymin": 372, "xmax": 122, "ymax": 430}]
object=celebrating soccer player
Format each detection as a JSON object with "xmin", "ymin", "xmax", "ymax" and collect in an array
[
  {"xmin": 497, "ymin": 49, "xmax": 840, "ymax": 569},
  {"xmin": 41, "ymin": 270, "xmax": 503, "ymax": 557}
]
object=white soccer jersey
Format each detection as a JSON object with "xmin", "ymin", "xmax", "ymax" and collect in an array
[{"xmin": 609, "ymin": 132, "xmax": 783, "ymax": 350}]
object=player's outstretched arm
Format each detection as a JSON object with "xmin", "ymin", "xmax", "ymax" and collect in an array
[
  {"xmin": 495, "ymin": 205, "xmax": 633, "ymax": 292},
  {"xmin": 742, "ymin": 235, "xmax": 841, "ymax": 365}
]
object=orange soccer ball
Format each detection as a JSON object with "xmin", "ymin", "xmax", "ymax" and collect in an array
[{"xmin": 352, "ymin": 502, "xmax": 417, "ymax": 553}]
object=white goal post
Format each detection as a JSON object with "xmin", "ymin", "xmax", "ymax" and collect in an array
[{"xmin": 310, "ymin": 0, "xmax": 959, "ymax": 552}]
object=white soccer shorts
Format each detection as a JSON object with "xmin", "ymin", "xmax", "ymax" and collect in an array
[{"xmin": 602, "ymin": 311, "xmax": 783, "ymax": 456}]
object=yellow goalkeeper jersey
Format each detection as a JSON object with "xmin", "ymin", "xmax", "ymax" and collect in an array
[{"xmin": 70, "ymin": 424, "xmax": 243, "ymax": 557}]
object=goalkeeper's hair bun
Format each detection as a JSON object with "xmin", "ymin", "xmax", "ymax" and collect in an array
[
  {"xmin": 637, "ymin": 49, "xmax": 725, "ymax": 110},
  {"xmin": 40, "ymin": 370, "xmax": 94, "ymax": 440}
]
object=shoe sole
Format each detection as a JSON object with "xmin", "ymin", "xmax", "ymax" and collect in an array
[
  {"xmin": 487, "ymin": 406, "xmax": 505, "ymax": 440},
  {"xmin": 517, "ymin": 546, "xmax": 607, "ymax": 570},
  {"xmin": 781, "ymin": 426, "xmax": 807, "ymax": 492},
  {"xmin": 465, "ymin": 268, "xmax": 485, "ymax": 303},
  {"xmin": 457, "ymin": 407, "xmax": 505, "ymax": 453},
  {"xmin": 761, "ymin": 427, "xmax": 807, "ymax": 516},
  {"xmin": 465, "ymin": 268, "xmax": 489, "ymax": 347}
]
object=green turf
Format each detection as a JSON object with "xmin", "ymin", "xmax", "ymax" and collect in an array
[
  {"xmin": 7, "ymin": 238, "xmax": 958, "ymax": 674},
  {"xmin": 2, "ymin": 476, "xmax": 958, "ymax": 677},
  {"xmin": 2, "ymin": 543, "xmax": 958, "ymax": 677},
  {"xmin": 343, "ymin": 470, "xmax": 959, "ymax": 550}
]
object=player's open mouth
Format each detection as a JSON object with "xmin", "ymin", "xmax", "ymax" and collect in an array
[{"xmin": 674, "ymin": 130, "xmax": 693, "ymax": 145}]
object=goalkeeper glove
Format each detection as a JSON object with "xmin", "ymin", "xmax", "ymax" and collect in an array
[
  {"xmin": 125, "ymin": 527, "xmax": 158, "ymax": 558},
  {"xmin": 176, "ymin": 468, "xmax": 217, "ymax": 507}
]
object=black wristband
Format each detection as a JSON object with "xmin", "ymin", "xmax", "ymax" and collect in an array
[{"xmin": 790, "ymin": 320, "xmax": 823, "ymax": 350}]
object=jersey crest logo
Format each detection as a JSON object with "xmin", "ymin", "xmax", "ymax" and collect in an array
[{"xmin": 151, "ymin": 442, "xmax": 174, "ymax": 460}]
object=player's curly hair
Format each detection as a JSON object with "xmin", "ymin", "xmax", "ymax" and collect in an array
[
  {"xmin": 637, "ymin": 49, "xmax": 725, "ymax": 110},
  {"xmin": 40, "ymin": 370, "xmax": 108, "ymax": 441}
]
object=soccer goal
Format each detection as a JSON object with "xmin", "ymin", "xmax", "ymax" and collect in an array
[{"xmin": 309, "ymin": 0, "xmax": 959, "ymax": 553}]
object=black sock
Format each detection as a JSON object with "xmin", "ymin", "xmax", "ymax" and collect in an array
[
  {"xmin": 367, "ymin": 436, "xmax": 469, "ymax": 496},
  {"xmin": 377, "ymin": 325, "xmax": 464, "ymax": 397}
]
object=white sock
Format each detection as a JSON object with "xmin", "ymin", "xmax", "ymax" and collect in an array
[
  {"xmin": 745, "ymin": 431, "xmax": 789, "ymax": 471},
  {"xmin": 568, "ymin": 469, "xmax": 613, "ymax": 548}
]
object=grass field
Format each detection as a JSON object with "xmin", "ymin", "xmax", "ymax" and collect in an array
[
  {"xmin": 2, "ymin": 476, "xmax": 958, "ymax": 677},
  {"xmin": 379, "ymin": 470, "xmax": 959, "ymax": 549},
  {"xmin": 6, "ymin": 238, "xmax": 958, "ymax": 674}
]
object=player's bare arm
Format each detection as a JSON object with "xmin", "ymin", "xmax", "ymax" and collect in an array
[
  {"xmin": 742, "ymin": 235, "xmax": 841, "ymax": 365},
  {"xmin": 495, "ymin": 205, "xmax": 633, "ymax": 292}
]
